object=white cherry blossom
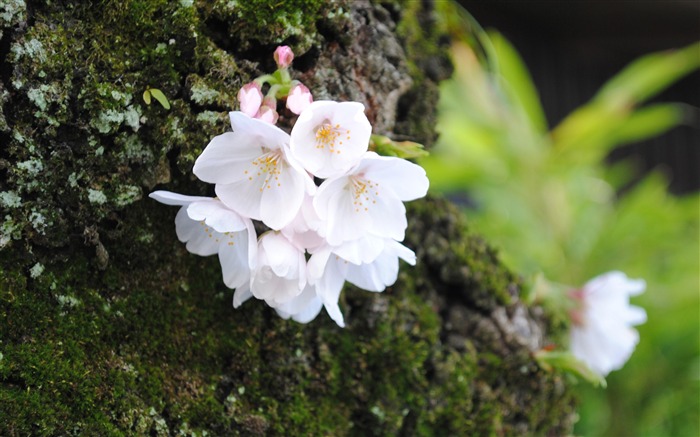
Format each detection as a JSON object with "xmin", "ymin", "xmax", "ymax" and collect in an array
[
  {"xmin": 313, "ymin": 152, "xmax": 429, "ymax": 246},
  {"xmin": 307, "ymin": 237, "xmax": 416, "ymax": 327},
  {"xmin": 193, "ymin": 112, "xmax": 314, "ymax": 230},
  {"xmin": 290, "ymin": 101, "xmax": 372, "ymax": 178},
  {"xmin": 250, "ymin": 231, "xmax": 307, "ymax": 307},
  {"xmin": 155, "ymin": 88, "xmax": 430, "ymax": 328},
  {"xmin": 149, "ymin": 191, "xmax": 256, "ymax": 290},
  {"xmin": 570, "ymin": 271, "xmax": 647, "ymax": 376}
]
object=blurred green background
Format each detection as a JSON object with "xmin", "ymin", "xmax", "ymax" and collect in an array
[{"xmin": 425, "ymin": 3, "xmax": 699, "ymax": 435}]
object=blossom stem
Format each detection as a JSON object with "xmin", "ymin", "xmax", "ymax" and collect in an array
[{"xmin": 254, "ymin": 74, "xmax": 276, "ymax": 86}]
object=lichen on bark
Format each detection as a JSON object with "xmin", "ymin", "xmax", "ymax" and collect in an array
[{"xmin": 0, "ymin": 0, "xmax": 574, "ymax": 435}]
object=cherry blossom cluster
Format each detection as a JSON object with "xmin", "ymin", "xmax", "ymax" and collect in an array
[{"xmin": 151, "ymin": 47, "xmax": 428, "ymax": 327}]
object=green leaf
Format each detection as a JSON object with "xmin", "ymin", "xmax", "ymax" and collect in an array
[
  {"xmin": 610, "ymin": 103, "xmax": 686, "ymax": 146},
  {"xmin": 552, "ymin": 43, "xmax": 699, "ymax": 160},
  {"xmin": 370, "ymin": 134, "xmax": 429, "ymax": 159},
  {"xmin": 595, "ymin": 42, "xmax": 700, "ymax": 109},
  {"xmin": 148, "ymin": 88, "xmax": 171, "ymax": 110},
  {"xmin": 535, "ymin": 350, "xmax": 607, "ymax": 387},
  {"xmin": 142, "ymin": 89, "xmax": 152, "ymax": 105},
  {"xmin": 487, "ymin": 31, "xmax": 548, "ymax": 134}
]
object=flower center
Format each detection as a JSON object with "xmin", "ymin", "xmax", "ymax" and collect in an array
[
  {"xmin": 315, "ymin": 121, "xmax": 351, "ymax": 154},
  {"xmin": 245, "ymin": 149, "xmax": 284, "ymax": 192},
  {"xmin": 350, "ymin": 176, "xmax": 379, "ymax": 213}
]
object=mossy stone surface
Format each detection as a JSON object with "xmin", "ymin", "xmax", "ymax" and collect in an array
[{"xmin": 0, "ymin": 1, "xmax": 574, "ymax": 435}]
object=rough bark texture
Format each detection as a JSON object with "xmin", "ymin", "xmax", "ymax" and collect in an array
[{"xmin": 0, "ymin": 0, "xmax": 574, "ymax": 435}]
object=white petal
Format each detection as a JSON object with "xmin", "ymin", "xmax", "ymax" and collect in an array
[
  {"xmin": 186, "ymin": 200, "xmax": 247, "ymax": 233},
  {"xmin": 260, "ymin": 233, "xmax": 298, "ymax": 277},
  {"xmin": 149, "ymin": 190, "xmax": 210, "ymax": 206},
  {"xmin": 307, "ymin": 247, "xmax": 332, "ymax": 284},
  {"xmin": 274, "ymin": 284, "xmax": 323, "ymax": 324},
  {"xmin": 251, "ymin": 232, "xmax": 305, "ymax": 305},
  {"xmin": 624, "ymin": 305, "xmax": 647, "ymax": 326},
  {"xmin": 259, "ymin": 161, "xmax": 306, "ymax": 230},
  {"xmin": 360, "ymin": 153, "xmax": 430, "ymax": 201},
  {"xmin": 218, "ymin": 229, "xmax": 252, "ymax": 289},
  {"xmin": 346, "ymin": 255, "xmax": 393, "ymax": 292},
  {"xmin": 391, "ymin": 240, "xmax": 417, "ymax": 266},
  {"xmin": 244, "ymin": 219, "xmax": 258, "ymax": 270},
  {"xmin": 232, "ymin": 282, "xmax": 253, "ymax": 308},
  {"xmin": 193, "ymin": 132, "xmax": 264, "ymax": 184},
  {"xmin": 229, "ymin": 111, "xmax": 290, "ymax": 147},
  {"xmin": 317, "ymin": 256, "xmax": 348, "ymax": 328},
  {"xmin": 174, "ymin": 207, "xmax": 219, "ymax": 256},
  {"xmin": 215, "ymin": 179, "xmax": 264, "ymax": 221},
  {"xmin": 365, "ymin": 191, "xmax": 407, "ymax": 241},
  {"xmin": 314, "ymin": 177, "xmax": 371, "ymax": 245},
  {"xmin": 345, "ymin": 240, "xmax": 414, "ymax": 292},
  {"xmin": 585, "ymin": 271, "xmax": 645, "ymax": 298},
  {"xmin": 291, "ymin": 297, "xmax": 324, "ymax": 324},
  {"xmin": 251, "ymin": 264, "xmax": 300, "ymax": 303},
  {"xmin": 331, "ymin": 235, "xmax": 386, "ymax": 265}
]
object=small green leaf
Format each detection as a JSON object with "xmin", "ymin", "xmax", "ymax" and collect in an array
[
  {"xmin": 148, "ymin": 88, "xmax": 171, "ymax": 110},
  {"xmin": 534, "ymin": 350, "xmax": 607, "ymax": 387},
  {"xmin": 611, "ymin": 103, "xmax": 685, "ymax": 146},
  {"xmin": 142, "ymin": 89, "xmax": 152, "ymax": 105},
  {"xmin": 595, "ymin": 42, "xmax": 700, "ymax": 109},
  {"xmin": 370, "ymin": 134, "xmax": 429, "ymax": 159}
]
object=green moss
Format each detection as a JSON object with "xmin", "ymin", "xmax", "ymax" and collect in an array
[
  {"xmin": 393, "ymin": 0, "xmax": 454, "ymax": 148},
  {"xmin": 199, "ymin": 0, "xmax": 345, "ymax": 54},
  {"xmin": 0, "ymin": 197, "xmax": 573, "ymax": 435}
]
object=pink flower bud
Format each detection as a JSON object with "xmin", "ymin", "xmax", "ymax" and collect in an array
[
  {"xmin": 261, "ymin": 96, "xmax": 277, "ymax": 110},
  {"xmin": 274, "ymin": 46, "xmax": 294, "ymax": 69},
  {"xmin": 286, "ymin": 83, "xmax": 313, "ymax": 115},
  {"xmin": 256, "ymin": 106, "xmax": 279, "ymax": 125},
  {"xmin": 237, "ymin": 82, "xmax": 263, "ymax": 117}
]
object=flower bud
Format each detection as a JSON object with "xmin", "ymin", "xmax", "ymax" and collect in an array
[
  {"xmin": 256, "ymin": 106, "xmax": 279, "ymax": 125},
  {"xmin": 237, "ymin": 82, "xmax": 263, "ymax": 117},
  {"xmin": 286, "ymin": 83, "xmax": 313, "ymax": 115},
  {"xmin": 261, "ymin": 96, "xmax": 277, "ymax": 110},
  {"xmin": 274, "ymin": 45, "xmax": 294, "ymax": 69}
]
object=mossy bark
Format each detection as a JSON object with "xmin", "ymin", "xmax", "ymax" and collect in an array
[{"xmin": 0, "ymin": 1, "xmax": 574, "ymax": 435}]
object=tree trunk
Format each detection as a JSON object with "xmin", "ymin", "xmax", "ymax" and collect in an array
[{"xmin": 0, "ymin": 1, "xmax": 574, "ymax": 435}]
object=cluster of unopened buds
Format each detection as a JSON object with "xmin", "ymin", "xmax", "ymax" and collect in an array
[{"xmin": 151, "ymin": 46, "xmax": 429, "ymax": 327}]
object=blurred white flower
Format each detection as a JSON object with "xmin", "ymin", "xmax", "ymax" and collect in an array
[
  {"xmin": 290, "ymin": 101, "xmax": 372, "ymax": 178},
  {"xmin": 193, "ymin": 112, "xmax": 314, "ymax": 230},
  {"xmin": 569, "ymin": 271, "xmax": 647, "ymax": 376}
]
